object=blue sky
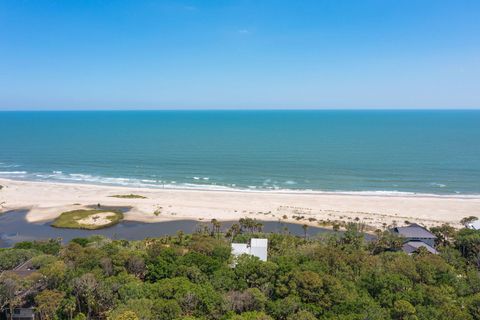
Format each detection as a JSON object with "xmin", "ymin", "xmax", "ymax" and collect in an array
[{"xmin": 0, "ymin": 0, "xmax": 479, "ymax": 110}]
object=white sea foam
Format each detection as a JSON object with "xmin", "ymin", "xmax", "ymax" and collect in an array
[
  {"xmin": 141, "ymin": 179, "xmax": 157, "ymax": 183},
  {"xmin": 2, "ymin": 171, "xmax": 479, "ymax": 199},
  {"xmin": 430, "ymin": 182, "xmax": 447, "ymax": 188},
  {"xmin": 60, "ymin": 174, "xmax": 161, "ymax": 188},
  {"xmin": 175, "ymin": 183, "xmax": 234, "ymax": 191},
  {"xmin": 192, "ymin": 176, "xmax": 210, "ymax": 181},
  {"xmin": 333, "ymin": 190, "xmax": 417, "ymax": 196},
  {"xmin": 35, "ymin": 174, "xmax": 56, "ymax": 179},
  {"xmin": 0, "ymin": 164, "xmax": 20, "ymax": 168},
  {"xmin": 0, "ymin": 171, "xmax": 27, "ymax": 175}
]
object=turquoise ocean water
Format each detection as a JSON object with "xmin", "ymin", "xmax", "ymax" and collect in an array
[{"xmin": 0, "ymin": 110, "xmax": 479, "ymax": 196}]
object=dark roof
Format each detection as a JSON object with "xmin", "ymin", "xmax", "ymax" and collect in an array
[
  {"xmin": 392, "ymin": 224, "xmax": 436, "ymax": 239},
  {"xmin": 8, "ymin": 259, "xmax": 37, "ymax": 278},
  {"xmin": 402, "ymin": 241, "xmax": 438, "ymax": 254}
]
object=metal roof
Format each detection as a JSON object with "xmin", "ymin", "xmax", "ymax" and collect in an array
[
  {"xmin": 250, "ymin": 238, "xmax": 268, "ymax": 247},
  {"xmin": 231, "ymin": 238, "xmax": 268, "ymax": 262},
  {"xmin": 467, "ymin": 220, "xmax": 480, "ymax": 230},
  {"xmin": 392, "ymin": 224, "xmax": 436, "ymax": 239},
  {"xmin": 0, "ymin": 259, "xmax": 37, "ymax": 279},
  {"xmin": 402, "ymin": 241, "xmax": 438, "ymax": 254}
]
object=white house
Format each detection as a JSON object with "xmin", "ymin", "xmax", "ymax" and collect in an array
[
  {"xmin": 466, "ymin": 220, "xmax": 480, "ymax": 230},
  {"xmin": 231, "ymin": 238, "xmax": 268, "ymax": 261}
]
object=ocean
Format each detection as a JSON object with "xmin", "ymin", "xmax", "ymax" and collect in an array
[{"xmin": 0, "ymin": 110, "xmax": 479, "ymax": 196}]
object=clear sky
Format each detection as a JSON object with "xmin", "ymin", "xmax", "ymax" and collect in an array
[{"xmin": 0, "ymin": 0, "xmax": 479, "ymax": 110}]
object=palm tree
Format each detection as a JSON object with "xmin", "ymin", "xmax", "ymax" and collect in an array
[
  {"xmin": 227, "ymin": 223, "xmax": 241, "ymax": 241},
  {"xmin": 239, "ymin": 218, "xmax": 253, "ymax": 233},
  {"xmin": 302, "ymin": 224, "xmax": 308, "ymax": 240},
  {"xmin": 255, "ymin": 221, "xmax": 264, "ymax": 233},
  {"xmin": 62, "ymin": 296, "xmax": 76, "ymax": 320},
  {"xmin": 176, "ymin": 230, "xmax": 185, "ymax": 245},
  {"xmin": 238, "ymin": 218, "xmax": 263, "ymax": 234},
  {"xmin": 211, "ymin": 219, "xmax": 221, "ymax": 238}
]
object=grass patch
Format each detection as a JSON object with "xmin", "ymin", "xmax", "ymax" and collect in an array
[
  {"xmin": 51, "ymin": 209, "xmax": 124, "ymax": 230},
  {"xmin": 109, "ymin": 194, "xmax": 147, "ymax": 199}
]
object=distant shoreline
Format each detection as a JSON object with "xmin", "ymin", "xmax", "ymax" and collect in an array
[{"xmin": 1, "ymin": 178, "xmax": 479, "ymax": 230}]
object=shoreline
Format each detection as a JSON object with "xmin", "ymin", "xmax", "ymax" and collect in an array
[
  {"xmin": 1, "ymin": 178, "xmax": 480, "ymax": 230},
  {"xmin": 1, "ymin": 175, "xmax": 479, "ymax": 200}
]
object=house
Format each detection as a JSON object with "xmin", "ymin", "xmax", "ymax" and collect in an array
[
  {"xmin": 10, "ymin": 259, "xmax": 37, "ymax": 277},
  {"xmin": 466, "ymin": 220, "xmax": 480, "ymax": 230},
  {"xmin": 3, "ymin": 305, "xmax": 36, "ymax": 320},
  {"xmin": 402, "ymin": 240, "xmax": 438, "ymax": 255},
  {"xmin": 0, "ymin": 259, "xmax": 38, "ymax": 320},
  {"xmin": 391, "ymin": 224, "xmax": 438, "ymax": 255},
  {"xmin": 231, "ymin": 238, "xmax": 268, "ymax": 261}
]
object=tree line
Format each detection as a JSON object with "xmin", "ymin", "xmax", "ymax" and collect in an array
[{"xmin": 1, "ymin": 219, "xmax": 480, "ymax": 320}]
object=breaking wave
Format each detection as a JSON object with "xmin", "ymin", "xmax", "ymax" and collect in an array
[{"xmin": 0, "ymin": 169, "xmax": 478, "ymax": 199}]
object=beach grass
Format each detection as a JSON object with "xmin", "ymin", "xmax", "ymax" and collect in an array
[
  {"xmin": 109, "ymin": 194, "xmax": 147, "ymax": 199},
  {"xmin": 51, "ymin": 209, "xmax": 124, "ymax": 230}
]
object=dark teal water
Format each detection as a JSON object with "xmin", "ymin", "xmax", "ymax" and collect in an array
[{"xmin": 0, "ymin": 110, "xmax": 479, "ymax": 195}]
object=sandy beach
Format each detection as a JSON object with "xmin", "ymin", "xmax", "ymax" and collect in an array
[{"xmin": 1, "ymin": 178, "xmax": 479, "ymax": 230}]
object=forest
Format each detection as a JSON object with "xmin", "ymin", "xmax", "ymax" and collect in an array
[{"xmin": 2, "ymin": 219, "xmax": 480, "ymax": 320}]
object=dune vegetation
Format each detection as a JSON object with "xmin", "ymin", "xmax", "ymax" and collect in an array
[
  {"xmin": 109, "ymin": 194, "xmax": 147, "ymax": 199},
  {"xmin": 51, "ymin": 209, "xmax": 124, "ymax": 230}
]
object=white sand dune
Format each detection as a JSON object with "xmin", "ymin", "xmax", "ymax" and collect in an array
[
  {"xmin": 76, "ymin": 212, "xmax": 118, "ymax": 227},
  {"xmin": 1, "ymin": 178, "xmax": 479, "ymax": 230}
]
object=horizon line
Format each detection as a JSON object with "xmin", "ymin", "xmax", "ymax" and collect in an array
[{"xmin": 1, "ymin": 107, "xmax": 480, "ymax": 112}]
